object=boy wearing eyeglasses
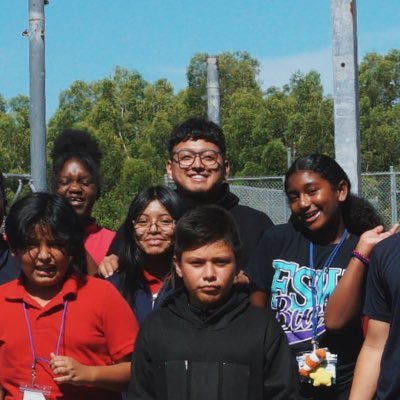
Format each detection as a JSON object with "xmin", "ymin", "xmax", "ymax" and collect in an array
[
  {"xmin": 101, "ymin": 118, "xmax": 273, "ymax": 277},
  {"xmin": 128, "ymin": 205, "xmax": 297, "ymax": 400},
  {"xmin": 166, "ymin": 117, "xmax": 273, "ymax": 267}
]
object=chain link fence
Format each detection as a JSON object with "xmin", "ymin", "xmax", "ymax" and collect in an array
[{"xmin": 228, "ymin": 168, "xmax": 400, "ymax": 227}]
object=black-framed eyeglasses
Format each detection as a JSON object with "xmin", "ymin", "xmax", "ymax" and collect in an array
[{"xmin": 172, "ymin": 149, "xmax": 222, "ymax": 168}]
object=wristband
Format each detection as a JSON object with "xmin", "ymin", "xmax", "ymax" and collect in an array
[{"xmin": 351, "ymin": 250, "xmax": 370, "ymax": 267}]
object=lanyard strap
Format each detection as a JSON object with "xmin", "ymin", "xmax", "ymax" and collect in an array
[
  {"xmin": 23, "ymin": 300, "xmax": 68, "ymax": 369},
  {"xmin": 308, "ymin": 229, "xmax": 348, "ymax": 345}
]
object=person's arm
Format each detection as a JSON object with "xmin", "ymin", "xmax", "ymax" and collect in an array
[
  {"xmin": 263, "ymin": 317, "xmax": 298, "ymax": 400},
  {"xmin": 250, "ymin": 290, "xmax": 269, "ymax": 308},
  {"xmin": 324, "ymin": 224, "xmax": 398, "ymax": 331},
  {"xmin": 50, "ymin": 353, "xmax": 131, "ymax": 391},
  {"xmin": 349, "ymin": 319, "xmax": 390, "ymax": 399},
  {"xmin": 98, "ymin": 254, "xmax": 119, "ymax": 278},
  {"xmin": 128, "ymin": 329, "xmax": 156, "ymax": 400}
]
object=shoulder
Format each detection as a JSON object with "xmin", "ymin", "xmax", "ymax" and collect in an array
[
  {"xmin": 369, "ymin": 234, "xmax": 400, "ymax": 274},
  {"xmin": 259, "ymin": 223, "xmax": 300, "ymax": 244},
  {"xmin": 79, "ymin": 276, "xmax": 123, "ymax": 298},
  {"xmin": 230, "ymin": 204, "xmax": 273, "ymax": 225},
  {"xmin": 0, "ymin": 279, "xmax": 20, "ymax": 299}
]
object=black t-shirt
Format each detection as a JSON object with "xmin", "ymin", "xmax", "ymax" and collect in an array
[
  {"xmin": 246, "ymin": 223, "xmax": 363, "ymax": 397},
  {"xmin": 364, "ymin": 234, "xmax": 400, "ymax": 399}
]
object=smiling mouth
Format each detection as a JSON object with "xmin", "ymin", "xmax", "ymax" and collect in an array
[
  {"xmin": 301, "ymin": 210, "xmax": 321, "ymax": 223},
  {"xmin": 34, "ymin": 265, "xmax": 57, "ymax": 277},
  {"xmin": 67, "ymin": 197, "xmax": 85, "ymax": 206}
]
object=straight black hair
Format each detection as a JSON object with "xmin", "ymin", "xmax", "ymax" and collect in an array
[
  {"xmin": 6, "ymin": 192, "xmax": 87, "ymax": 277},
  {"xmin": 115, "ymin": 186, "xmax": 184, "ymax": 307},
  {"xmin": 174, "ymin": 205, "xmax": 241, "ymax": 265},
  {"xmin": 285, "ymin": 154, "xmax": 383, "ymax": 235},
  {"xmin": 168, "ymin": 117, "xmax": 226, "ymax": 156}
]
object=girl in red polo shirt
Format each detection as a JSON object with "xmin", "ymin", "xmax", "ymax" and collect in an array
[
  {"xmin": 0, "ymin": 192, "xmax": 138, "ymax": 400},
  {"xmin": 103, "ymin": 186, "xmax": 184, "ymax": 325},
  {"xmin": 51, "ymin": 129, "xmax": 116, "ymax": 274}
]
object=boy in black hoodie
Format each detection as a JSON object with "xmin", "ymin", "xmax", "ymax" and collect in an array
[{"xmin": 128, "ymin": 205, "xmax": 297, "ymax": 400}]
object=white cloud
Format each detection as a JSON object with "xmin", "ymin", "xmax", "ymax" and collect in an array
[{"xmin": 259, "ymin": 48, "xmax": 334, "ymax": 95}]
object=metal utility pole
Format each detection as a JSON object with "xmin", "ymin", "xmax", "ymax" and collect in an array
[
  {"xmin": 331, "ymin": 0, "xmax": 360, "ymax": 194},
  {"xmin": 206, "ymin": 56, "xmax": 220, "ymax": 125},
  {"xmin": 28, "ymin": 0, "xmax": 47, "ymax": 191}
]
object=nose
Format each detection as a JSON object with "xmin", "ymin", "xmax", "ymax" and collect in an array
[
  {"xmin": 191, "ymin": 153, "xmax": 204, "ymax": 169},
  {"xmin": 299, "ymin": 193, "xmax": 311, "ymax": 209},
  {"xmin": 36, "ymin": 243, "xmax": 52, "ymax": 261},
  {"xmin": 202, "ymin": 262, "xmax": 217, "ymax": 282},
  {"xmin": 68, "ymin": 180, "xmax": 82, "ymax": 193},
  {"xmin": 148, "ymin": 221, "xmax": 160, "ymax": 233}
]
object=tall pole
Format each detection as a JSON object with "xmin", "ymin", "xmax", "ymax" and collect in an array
[
  {"xmin": 331, "ymin": 0, "xmax": 360, "ymax": 194},
  {"xmin": 28, "ymin": 0, "xmax": 47, "ymax": 191},
  {"xmin": 206, "ymin": 56, "xmax": 220, "ymax": 125}
]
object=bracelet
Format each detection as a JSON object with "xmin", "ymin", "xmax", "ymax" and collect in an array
[{"xmin": 351, "ymin": 250, "xmax": 370, "ymax": 267}]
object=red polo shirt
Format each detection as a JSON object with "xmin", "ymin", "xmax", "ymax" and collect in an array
[
  {"xmin": 84, "ymin": 223, "xmax": 116, "ymax": 266},
  {"xmin": 0, "ymin": 275, "xmax": 138, "ymax": 400}
]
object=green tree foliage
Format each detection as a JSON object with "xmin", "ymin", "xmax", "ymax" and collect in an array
[
  {"xmin": 1, "ymin": 49, "xmax": 399, "ymax": 227},
  {"xmin": 359, "ymin": 50, "xmax": 400, "ymax": 171}
]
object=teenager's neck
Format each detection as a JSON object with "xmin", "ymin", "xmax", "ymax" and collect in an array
[
  {"xmin": 143, "ymin": 253, "xmax": 172, "ymax": 281},
  {"xmin": 24, "ymin": 281, "xmax": 64, "ymax": 307},
  {"xmin": 176, "ymin": 183, "xmax": 226, "ymax": 206},
  {"xmin": 307, "ymin": 217, "xmax": 347, "ymax": 245}
]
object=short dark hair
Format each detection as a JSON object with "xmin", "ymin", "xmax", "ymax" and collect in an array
[
  {"xmin": 168, "ymin": 118, "xmax": 226, "ymax": 156},
  {"xmin": 174, "ymin": 205, "xmax": 241, "ymax": 264},
  {"xmin": 6, "ymin": 192, "xmax": 87, "ymax": 277},
  {"xmin": 51, "ymin": 129, "xmax": 102, "ymax": 198}
]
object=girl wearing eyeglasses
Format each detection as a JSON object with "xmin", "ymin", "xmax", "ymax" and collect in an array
[{"xmin": 105, "ymin": 186, "xmax": 185, "ymax": 325}]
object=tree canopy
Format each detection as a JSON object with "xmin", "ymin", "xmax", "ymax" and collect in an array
[{"xmin": 1, "ymin": 49, "xmax": 399, "ymax": 228}]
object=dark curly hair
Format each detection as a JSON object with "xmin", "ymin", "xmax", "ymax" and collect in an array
[
  {"xmin": 51, "ymin": 129, "xmax": 102, "ymax": 197},
  {"xmin": 285, "ymin": 154, "xmax": 383, "ymax": 235},
  {"xmin": 168, "ymin": 117, "xmax": 226, "ymax": 156}
]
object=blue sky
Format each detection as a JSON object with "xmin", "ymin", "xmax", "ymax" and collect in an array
[{"xmin": 2, "ymin": 1, "xmax": 400, "ymax": 119}]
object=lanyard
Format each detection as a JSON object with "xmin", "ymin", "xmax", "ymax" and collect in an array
[
  {"xmin": 23, "ymin": 300, "xmax": 68, "ymax": 385},
  {"xmin": 308, "ymin": 229, "xmax": 347, "ymax": 346}
]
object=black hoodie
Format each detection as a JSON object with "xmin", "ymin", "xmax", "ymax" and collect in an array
[
  {"xmin": 108, "ymin": 183, "xmax": 274, "ymax": 268},
  {"xmin": 175, "ymin": 183, "xmax": 274, "ymax": 267},
  {"xmin": 128, "ymin": 288, "xmax": 298, "ymax": 400}
]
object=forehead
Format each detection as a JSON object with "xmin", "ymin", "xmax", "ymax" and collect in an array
[
  {"xmin": 286, "ymin": 170, "xmax": 327, "ymax": 190},
  {"xmin": 139, "ymin": 200, "xmax": 170, "ymax": 216},
  {"xmin": 172, "ymin": 139, "xmax": 221, "ymax": 154},
  {"xmin": 181, "ymin": 240, "xmax": 234, "ymax": 259},
  {"xmin": 27, "ymin": 224, "xmax": 55, "ymax": 240},
  {"xmin": 59, "ymin": 158, "xmax": 92, "ymax": 177}
]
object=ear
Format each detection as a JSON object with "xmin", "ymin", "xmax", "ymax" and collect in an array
[
  {"xmin": 166, "ymin": 159, "xmax": 173, "ymax": 180},
  {"xmin": 223, "ymin": 159, "xmax": 230, "ymax": 179},
  {"xmin": 173, "ymin": 256, "xmax": 183, "ymax": 278},
  {"xmin": 337, "ymin": 180, "xmax": 349, "ymax": 202}
]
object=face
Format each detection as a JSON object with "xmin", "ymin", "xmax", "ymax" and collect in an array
[
  {"xmin": 174, "ymin": 240, "xmax": 237, "ymax": 309},
  {"xmin": 286, "ymin": 170, "xmax": 348, "ymax": 234},
  {"xmin": 166, "ymin": 139, "xmax": 230, "ymax": 194},
  {"xmin": 134, "ymin": 200, "xmax": 175, "ymax": 256},
  {"xmin": 18, "ymin": 225, "xmax": 71, "ymax": 294},
  {"xmin": 56, "ymin": 158, "xmax": 98, "ymax": 221}
]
